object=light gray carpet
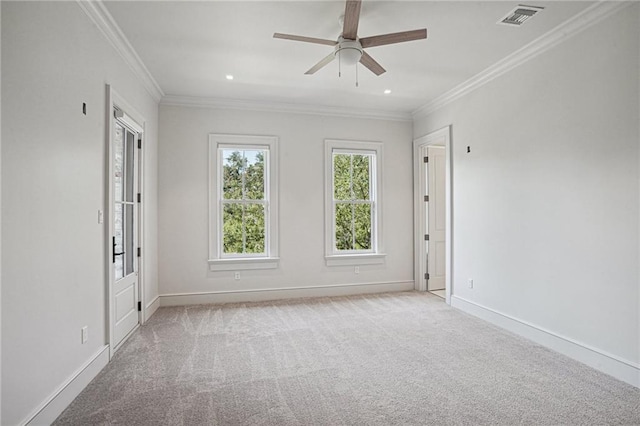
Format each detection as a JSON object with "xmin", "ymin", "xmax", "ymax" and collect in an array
[{"xmin": 54, "ymin": 291, "xmax": 640, "ymax": 425}]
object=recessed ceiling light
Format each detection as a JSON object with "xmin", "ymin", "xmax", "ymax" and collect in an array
[
  {"xmin": 225, "ymin": 75, "xmax": 234, "ymax": 80},
  {"xmin": 384, "ymin": 89, "xmax": 391, "ymax": 94}
]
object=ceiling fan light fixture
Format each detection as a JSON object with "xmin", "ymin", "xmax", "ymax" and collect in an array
[{"xmin": 335, "ymin": 39, "xmax": 363, "ymax": 65}]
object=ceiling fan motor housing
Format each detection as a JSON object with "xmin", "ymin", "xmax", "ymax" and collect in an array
[{"xmin": 335, "ymin": 39, "xmax": 363, "ymax": 65}]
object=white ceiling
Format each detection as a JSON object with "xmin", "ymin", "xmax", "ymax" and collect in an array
[{"xmin": 104, "ymin": 1, "xmax": 594, "ymax": 115}]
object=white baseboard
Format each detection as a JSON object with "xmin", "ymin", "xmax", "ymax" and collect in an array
[
  {"xmin": 451, "ymin": 295, "xmax": 640, "ymax": 388},
  {"xmin": 145, "ymin": 295, "xmax": 160, "ymax": 321},
  {"xmin": 159, "ymin": 280, "xmax": 414, "ymax": 307},
  {"xmin": 23, "ymin": 345, "xmax": 109, "ymax": 425}
]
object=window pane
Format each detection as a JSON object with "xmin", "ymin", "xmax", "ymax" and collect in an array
[
  {"xmin": 244, "ymin": 150, "xmax": 265, "ymax": 200},
  {"xmin": 335, "ymin": 202, "xmax": 353, "ymax": 250},
  {"xmin": 114, "ymin": 202, "xmax": 124, "ymax": 280},
  {"xmin": 333, "ymin": 154, "xmax": 351, "ymax": 200},
  {"xmin": 125, "ymin": 204, "xmax": 134, "ymax": 275},
  {"xmin": 354, "ymin": 203, "xmax": 372, "ymax": 250},
  {"xmin": 222, "ymin": 150, "xmax": 243, "ymax": 200},
  {"xmin": 352, "ymin": 155, "xmax": 370, "ymax": 201},
  {"xmin": 114, "ymin": 124, "xmax": 124, "ymax": 202},
  {"xmin": 222, "ymin": 203, "xmax": 243, "ymax": 254},
  {"xmin": 125, "ymin": 130, "xmax": 135, "ymax": 203},
  {"xmin": 214, "ymin": 138, "xmax": 274, "ymax": 262},
  {"xmin": 245, "ymin": 204, "xmax": 265, "ymax": 254}
]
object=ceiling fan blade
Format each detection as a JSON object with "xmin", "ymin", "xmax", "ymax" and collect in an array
[
  {"xmin": 360, "ymin": 29, "xmax": 427, "ymax": 48},
  {"xmin": 359, "ymin": 51, "xmax": 386, "ymax": 76},
  {"xmin": 273, "ymin": 33, "xmax": 337, "ymax": 46},
  {"xmin": 305, "ymin": 52, "xmax": 336, "ymax": 75},
  {"xmin": 342, "ymin": 0, "xmax": 362, "ymax": 40}
]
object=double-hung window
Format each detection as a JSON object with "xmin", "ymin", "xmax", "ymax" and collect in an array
[
  {"xmin": 325, "ymin": 139, "xmax": 385, "ymax": 266},
  {"xmin": 209, "ymin": 134, "xmax": 279, "ymax": 271}
]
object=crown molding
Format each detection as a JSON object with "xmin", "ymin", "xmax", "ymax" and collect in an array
[
  {"xmin": 161, "ymin": 95, "xmax": 413, "ymax": 122},
  {"xmin": 76, "ymin": 0, "xmax": 164, "ymax": 103},
  {"xmin": 412, "ymin": 1, "xmax": 631, "ymax": 120}
]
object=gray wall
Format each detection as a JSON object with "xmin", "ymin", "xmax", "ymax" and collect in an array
[
  {"xmin": 158, "ymin": 105, "xmax": 414, "ymax": 301},
  {"xmin": 1, "ymin": 2, "xmax": 159, "ymax": 424},
  {"xmin": 414, "ymin": 5, "xmax": 639, "ymax": 369}
]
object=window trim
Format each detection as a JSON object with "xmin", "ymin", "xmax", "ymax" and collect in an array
[
  {"xmin": 209, "ymin": 134, "xmax": 279, "ymax": 271},
  {"xmin": 324, "ymin": 139, "xmax": 385, "ymax": 266}
]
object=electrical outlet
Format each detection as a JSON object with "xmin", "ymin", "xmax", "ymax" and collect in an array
[
  {"xmin": 354, "ymin": 266, "xmax": 360, "ymax": 274},
  {"xmin": 234, "ymin": 272, "xmax": 240, "ymax": 280},
  {"xmin": 468, "ymin": 279, "xmax": 474, "ymax": 289},
  {"xmin": 81, "ymin": 326, "xmax": 88, "ymax": 344}
]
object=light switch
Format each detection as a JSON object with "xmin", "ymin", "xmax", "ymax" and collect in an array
[{"xmin": 98, "ymin": 210, "xmax": 104, "ymax": 224}]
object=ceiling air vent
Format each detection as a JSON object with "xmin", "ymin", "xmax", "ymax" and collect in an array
[{"xmin": 498, "ymin": 5, "xmax": 544, "ymax": 27}]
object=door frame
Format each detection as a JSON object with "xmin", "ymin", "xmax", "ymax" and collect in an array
[
  {"xmin": 105, "ymin": 85, "xmax": 146, "ymax": 359},
  {"xmin": 413, "ymin": 126, "xmax": 453, "ymax": 304}
]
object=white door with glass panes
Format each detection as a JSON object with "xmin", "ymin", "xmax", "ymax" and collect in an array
[{"xmin": 112, "ymin": 115, "xmax": 140, "ymax": 348}]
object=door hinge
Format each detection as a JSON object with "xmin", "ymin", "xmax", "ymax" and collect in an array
[
  {"xmin": 423, "ymin": 156, "xmax": 429, "ymax": 163},
  {"xmin": 424, "ymin": 195, "xmax": 429, "ymax": 202},
  {"xmin": 424, "ymin": 234, "xmax": 429, "ymax": 241},
  {"xmin": 425, "ymin": 273, "xmax": 430, "ymax": 280},
  {"xmin": 137, "ymin": 193, "xmax": 141, "ymax": 203},
  {"xmin": 137, "ymin": 247, "xmax": 141, "ymax": 257},
  {"xmin": 138, "ymin": 138, "xmax": 142, "ymax": 149},
  {"xmin": 137, "ymin": 301, "xmax": 142, "ymax": 312}
]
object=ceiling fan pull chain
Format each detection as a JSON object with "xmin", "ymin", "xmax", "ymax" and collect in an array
[
  {"xmin": 338, "ymin": 50, "xmax": 342, "ymax": 77},
  {"xmin": 355, "ymin": 62, "xmax": 359, "ymax": 87}
]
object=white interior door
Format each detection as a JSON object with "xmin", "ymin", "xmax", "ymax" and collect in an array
[
  {"xmin": 427, "ymin": 146, "xmax": 446, "ymax": 291},
  {"xmin": 112, "ymin": 117, "xmax": 139, "ymax": 348}
]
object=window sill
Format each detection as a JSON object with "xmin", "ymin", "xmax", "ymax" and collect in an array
[
  {"xmin": 325, "ymin": 253, "xmax": 386, "ymax": 267},
  {"xmin": 208, "ymin": 257, "xmax": 280, "ymax": 271}
]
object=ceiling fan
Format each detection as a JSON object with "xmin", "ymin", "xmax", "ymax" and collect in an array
[{"xmin": 273, "ymin": 0, "xmax": 427, "ymax": 77}]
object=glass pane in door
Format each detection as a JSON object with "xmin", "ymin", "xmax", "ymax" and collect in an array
[
  {"xmin": 125, "ymin": 204, "xmax": 134, "ymax": 276},
  {"xmin": 114, "ymin": 202, "xmax": 124, "ymax": 280},
  {"xmin": 114, "ymin": 123, "xmax": 136, "ymax": 280},
  {"xmin": 114, "ymin": 124, "xmax": 124, "ymax": 202},
  {"xmin": 125, "ymin": 130, "xmax": 135, "ymax": 203}
]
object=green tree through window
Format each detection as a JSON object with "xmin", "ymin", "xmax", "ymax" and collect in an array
[
  {"xmin": 333, "ymin": 152, "xmax": 373, "ymax": 251},
  {"xmin": 221, "ymin": 149, "xmax": 266, "ymax": 255}
]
